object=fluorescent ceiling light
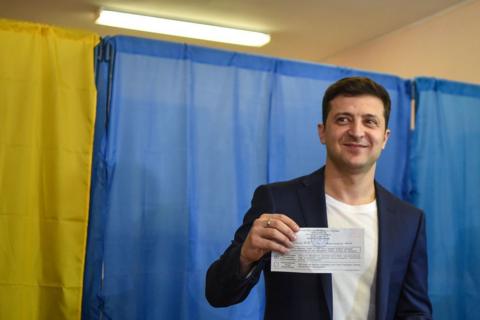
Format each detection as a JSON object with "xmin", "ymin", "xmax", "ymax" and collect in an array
[{"xmin": 96, "ymin": 9, "xmax": 271, "ymax": 47}]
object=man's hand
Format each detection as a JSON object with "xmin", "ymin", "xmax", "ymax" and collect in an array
[{"xmin": 239, "ymin": 213, "xmax": 299, "ymax": 275}]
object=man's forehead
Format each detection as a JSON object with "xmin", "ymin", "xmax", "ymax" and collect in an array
[
  {"xmin": 331, "ymin": 94, "xmax": 383, "ymax": 105},
  {"xmin": 330, "ymin": 96, "xmax": 384, "ymax": 113}
]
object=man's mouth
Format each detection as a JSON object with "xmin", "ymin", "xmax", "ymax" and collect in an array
[{"xmin": 343, "ymin": 143, "xmax": 368, "ymax": 148}]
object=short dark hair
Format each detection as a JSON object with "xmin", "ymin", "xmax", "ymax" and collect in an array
[{"xmin": 322, "ymin": 77, "xmax": 391, "ymax": 128}]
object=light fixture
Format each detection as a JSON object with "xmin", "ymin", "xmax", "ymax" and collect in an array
[{"xmin": 95, "ymin": 9, "xmax": 271, "ymax": 47}]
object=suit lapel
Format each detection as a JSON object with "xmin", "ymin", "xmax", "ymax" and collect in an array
[
  {"xmin": 297, "ymin": 170, "xmax": 328, "ymax": 228},
  {"xmin": 297, "ymin": 168, "xmax": 332, "ymax": 320},
  {"xmin": 375, "ymin": 184, "xmax": 395, "ymax": 320}
]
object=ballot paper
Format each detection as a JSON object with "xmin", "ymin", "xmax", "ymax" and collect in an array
[{"xmin": 271, "ymin": 228, "xmax": 364, "ymax": 273}]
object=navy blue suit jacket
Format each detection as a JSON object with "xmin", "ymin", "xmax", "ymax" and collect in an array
[{"xmin": 206, "ymin": 168, "xmax": 432, "ymax": 319}]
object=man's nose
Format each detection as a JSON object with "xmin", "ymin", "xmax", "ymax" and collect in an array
[{"xmin": 347, "ymin": 121, "xmax": 364, "ymax": 138}]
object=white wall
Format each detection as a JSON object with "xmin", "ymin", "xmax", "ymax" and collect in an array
[{"xmin": 322, "ymin": 0, "xmax": 480, "ymax": 84}]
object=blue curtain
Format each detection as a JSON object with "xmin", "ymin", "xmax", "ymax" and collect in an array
[
  {"xmin": 82, "ymin": 43, "xmax": 114, "ymax": 319},
  {"xmin": 409, "ymin": 78, "xmax": 480, "ymax": 319},
  {"xmin": 83, "ymin": 36, "xmax": 412, "ymax": 320}
]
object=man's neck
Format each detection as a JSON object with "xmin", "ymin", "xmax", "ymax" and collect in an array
[{"xmin": 324, "ymin": 163, "xmax": 376, "ymax": 205}]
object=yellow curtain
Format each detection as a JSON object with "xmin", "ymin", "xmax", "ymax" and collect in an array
[{"xmin": 0, "ymin": 19, "xmax": 99, "ymax": 319}]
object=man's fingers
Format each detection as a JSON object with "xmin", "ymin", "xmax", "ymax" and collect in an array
[
  {"xmin": 258, "ymin": 227, "xmax": 294, "ymax": 248},
  {"xmin": 263, "ymin": 218, "xmax": 297, "ymax": 241},
  {"xmin": 258, "ymin": 213, "xmax": 299, "ymax": 241},
  {"xmin": 271, "ymin": 213, "xmax": 300, "ymax": 232},
  {"xmin": 250, "ymin": 235, "xmax": 290, "ymax": 254},
  {"xmin": 242, "ymin": 213, "xmax": 299, "ymax": 261}
]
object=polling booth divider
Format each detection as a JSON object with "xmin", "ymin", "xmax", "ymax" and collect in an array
[{"xmin": 82, "ymin": 35, "xmax": 413, "ymax": 320}]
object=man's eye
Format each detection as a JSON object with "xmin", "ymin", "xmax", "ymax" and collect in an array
[
  {"xmin": 365, "ymin": 119, "xmax": 378, "ymax": 126},
  {"xmin": 336, "ymin": 117, "xmax": 349, "ymax": 124}
]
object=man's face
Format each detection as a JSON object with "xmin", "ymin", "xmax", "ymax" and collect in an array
[{"xmin": 318, "ymin": 94, "xmax": 390, "ymax": 174}]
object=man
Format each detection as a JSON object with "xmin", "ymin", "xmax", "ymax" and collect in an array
[{"xmin": 206, "ymin": 77, "xmax": 432, "ymax": 319}]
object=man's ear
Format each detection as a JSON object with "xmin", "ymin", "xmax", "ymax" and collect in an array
[
  {"xmin": 382, "ymin": 128, "xmax": 391, "ymax": 149},
  {"xmin": 318, "ymin": 123, "xmax": 326, "ymax": 144}
]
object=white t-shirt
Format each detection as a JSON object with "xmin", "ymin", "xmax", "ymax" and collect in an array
[{"xmin": 326, "ymin": 194, "xmax": 378, "ymax": 320}]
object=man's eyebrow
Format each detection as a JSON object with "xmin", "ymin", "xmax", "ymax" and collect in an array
[
  {"xmin": 333, "ymin": 112, "xmax": 353, "ymax": 117},
  {"xmin": 362, "ymin": 114, "xmax": 380, "ymax": 119},
  {"xmin": 333, "ymin": 112, "xmax": 380, "ymax": 118}
]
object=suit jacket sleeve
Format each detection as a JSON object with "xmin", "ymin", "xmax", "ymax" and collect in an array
[
  {"xmin": 395, "ymin": 212, "xmax": 433, "ymax": 319},
  {"xmin": 205, "ymin": 185, "xmax": 273, "ymax": 307}
]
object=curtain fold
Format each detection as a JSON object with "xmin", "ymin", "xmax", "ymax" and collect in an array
[
  {"xmin": 410, "ymin": 77, "xmax": 480, "ymax": 319},
  {"xmin": 0, "ymin": 19, "xmax": 98, "ymax": 319},
  {"xmin": 83, "ymin": 35, "xmax": 412, "ymax": 320}
]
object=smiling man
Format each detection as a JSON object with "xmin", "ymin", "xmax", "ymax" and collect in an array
[{"xmin": 206, "ymin": 77, "xmax": 432, "ymax": 320}]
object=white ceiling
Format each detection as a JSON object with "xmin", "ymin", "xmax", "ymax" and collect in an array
[{"xmin": 0, "ymin": 0, "xmax": 467, "ymax": 63}]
